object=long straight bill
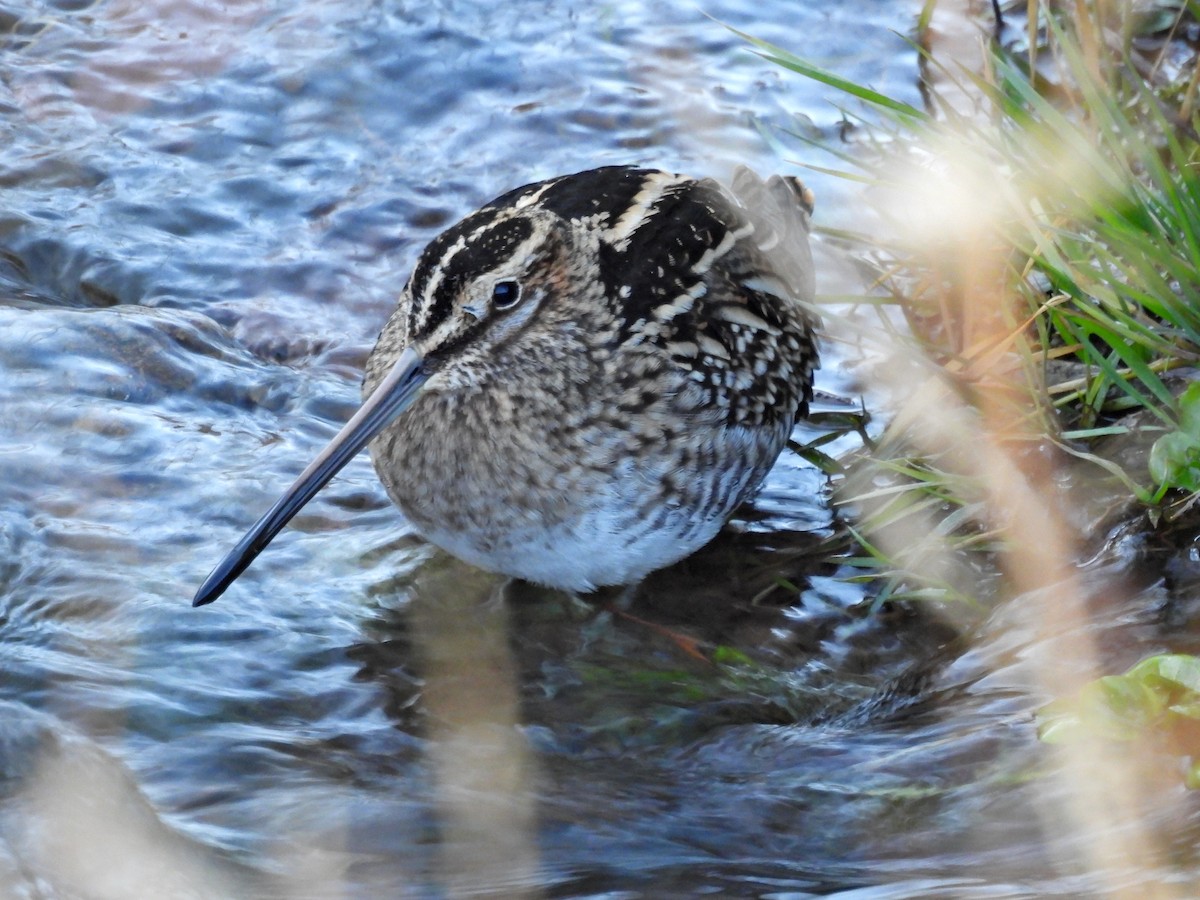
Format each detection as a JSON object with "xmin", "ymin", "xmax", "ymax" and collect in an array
[{"xmin": 193, "ymin": 346, "xmax": 428, "ymax": 607}]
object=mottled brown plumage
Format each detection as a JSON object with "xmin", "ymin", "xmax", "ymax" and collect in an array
[{"xmin": 194, "ymin": 166, "xmax": 818, "ymax": 605}]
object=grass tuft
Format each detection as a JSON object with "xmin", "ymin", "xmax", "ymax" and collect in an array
[{"xmin": 751, "ymin": 1, "xmax": 1200, "ymax": 606}]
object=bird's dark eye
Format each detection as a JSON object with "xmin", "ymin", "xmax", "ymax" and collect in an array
[{"xmin": 491, "ymin": 280, "xmax": 522, "ymax": 310}]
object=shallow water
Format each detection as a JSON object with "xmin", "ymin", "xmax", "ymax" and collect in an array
[{"xmin": 2, "ymin": 1, "xmax": 1199, "ymax": 897}]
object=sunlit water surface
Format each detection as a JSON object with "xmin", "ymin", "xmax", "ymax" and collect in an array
[{"xmin": 2, "ymin": 1, "xmax": 1199, "ymax": 897}]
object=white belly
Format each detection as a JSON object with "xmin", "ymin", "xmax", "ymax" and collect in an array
[{"xmin": 402, "ymin": 446, "xmax": 770, "ymax": 591}]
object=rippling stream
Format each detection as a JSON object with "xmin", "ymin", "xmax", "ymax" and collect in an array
[{"xmin": 2, "ymin": 1, "xmax": 1199, "ymax": 897}]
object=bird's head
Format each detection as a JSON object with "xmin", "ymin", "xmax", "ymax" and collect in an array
[
  {"xmin": 192, "ymin": 201, "xmax": 596, "ymax": 607},
  {"xmin": 368, "ymin": 205, "xmax": 597, "ymax": 396}
]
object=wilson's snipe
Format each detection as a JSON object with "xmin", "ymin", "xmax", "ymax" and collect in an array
[{"xmin": 194, "ymin": 166, "xmax": 818, "ymax": 606}]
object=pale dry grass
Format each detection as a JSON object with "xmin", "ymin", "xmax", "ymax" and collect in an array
[{"xmin": 824, "ymin": 1, "xmax": 1198, "ymax": 894}]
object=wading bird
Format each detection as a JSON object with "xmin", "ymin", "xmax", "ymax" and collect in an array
[{"xmin": 194, "ymin": 166, "xmax": 818, "ymax": 607}]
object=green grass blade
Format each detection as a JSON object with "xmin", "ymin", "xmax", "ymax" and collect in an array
[{"xmin": 725, "ymin": 25, "xmax": 929, "ymax": 122}]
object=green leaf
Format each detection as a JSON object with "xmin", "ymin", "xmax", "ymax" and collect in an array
[
  {"xmin": 1149, "ymin": 384, "xmax": 1200, "ymax": 491},
  {"xmin": 1091, "ymin": 675, "xmax": 1166, "ymax": 734},
  {"xmin": 1150, "ymin": 431, "xmax": 1200, "ymax": 492},
  {"xmin": 1037, "ymin": 653, "xmax": 1200, "ymax": 793},
  {"xmin": 1128, "ymin": 653, "xmax": 1200, "ymax": 695},
  {"xmin": 1036, "ymin": 699, "xmax": 1090, "ymax": 744},
  {"xmin": 1168, "ymin": 700, "xmax": 1200, "ymax": 720},
  {"xmin": 1178, "ymin": 382, "xmax": 1200, "ymax": 438}
]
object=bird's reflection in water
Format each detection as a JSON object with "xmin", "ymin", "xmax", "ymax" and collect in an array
[{"xmin": 367, "ymin": 554, "xmax": 542, "ymax": 898}]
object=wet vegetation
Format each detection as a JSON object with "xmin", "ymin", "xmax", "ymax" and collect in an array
[{"xmin": 750, "ymin": 0, "xmax": 1200, "ymax": 800}]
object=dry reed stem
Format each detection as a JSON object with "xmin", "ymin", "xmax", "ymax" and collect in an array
[{"xmin": 847, "ymin": 2, "xmax": 1192, "ymax": 891}]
